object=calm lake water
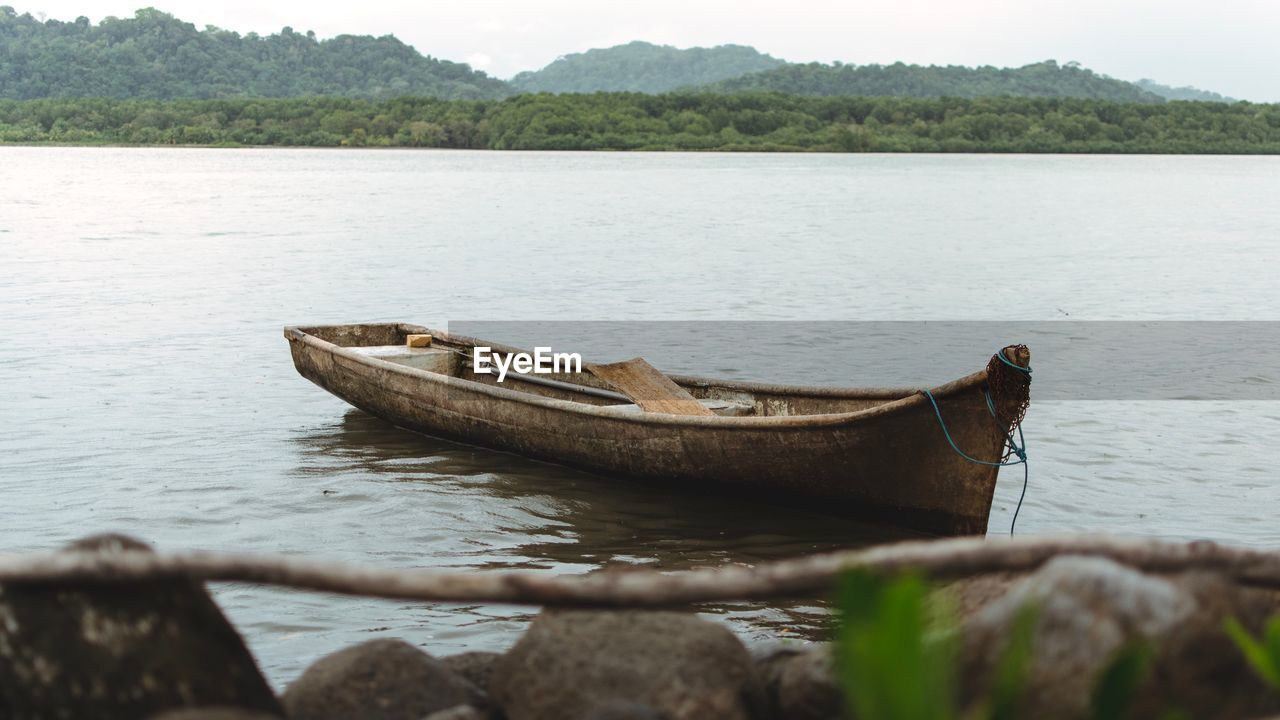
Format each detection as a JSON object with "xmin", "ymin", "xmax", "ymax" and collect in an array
[{"xmin": 2, "ymin": 147, "xmax": 1278, "ymax": 684}]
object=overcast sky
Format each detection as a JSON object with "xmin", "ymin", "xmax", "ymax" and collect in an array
[{"xmin": 17, "ymin": 0, "xmax": 1280, "ymax": 101}]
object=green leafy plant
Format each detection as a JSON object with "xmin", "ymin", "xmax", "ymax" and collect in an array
[
  {"xmin": 1225, "ymin": 615, "xmax": 1280, "ymax": 689},
  {"xmin": 834, "ymin": 570, "xmax": 1034, "ymax": 720},
  {"xmin": 835, "ymin": 570, "xmax": 1153, "ymax": 720},
  {"xmin": 836, "ymin": 571, "xmax": 955, "ymax": 720},
  {"xmin": 981, "ymin": 604, "xmax": 1037, "ymax": 720},
  {"xmin": 1089, "ymin": 643, "xmax": 1152, "ymax": 720}
]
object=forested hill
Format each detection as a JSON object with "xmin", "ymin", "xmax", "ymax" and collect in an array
[
  {"xmin": 1135, "ymin": 79, "xmax": 1235, "ymax": 103},
  {"xmin": 705, "ymin": 61, "xmax": 1165, "ymax": 103},
  {"xmin": 0, "ymin": 7, "xmax": 512, "ymax": 100},
  {"xmin": 510, "ymin": 41, "xmax": 786, "ymax": 93},
  {"xmin": 0, "ymin": 6, "xmax": 1235, "ymax": 104}
]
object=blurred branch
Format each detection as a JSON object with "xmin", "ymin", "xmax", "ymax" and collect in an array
[{"xmin": 0, "ymin": 535, "xmax": 1276, "ymax": 607}]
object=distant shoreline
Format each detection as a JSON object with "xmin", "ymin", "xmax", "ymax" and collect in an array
[
  {"xmin": 2, "ymin": 142, "xmax": 1278, "ymax": 157},
  {"xmin": 3, "ymin": 95, "xmax": 1279, "ymax": 154}
]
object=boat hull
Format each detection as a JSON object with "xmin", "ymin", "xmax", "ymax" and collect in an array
[{"xmin": 286, "ymin": 324, "xmax": 1025, "ymax": 536}]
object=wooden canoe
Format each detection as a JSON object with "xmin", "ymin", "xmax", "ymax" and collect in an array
[{"xmin": 284, "ymin": 323, "xmax": 1031, "ymax": 536}]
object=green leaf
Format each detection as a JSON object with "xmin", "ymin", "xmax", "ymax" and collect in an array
[
  {"xmin": 1089, "ymin": 642, "xmax": 1152, "ymax": 720},
  {"xmin": 1264, "ymin": 617, "xmax": 1280, "ymax": 679},
  {"xmin": 986, "ymin": 603, "xmax": 1037, "ymax": 720},
  {"xmin": 1224, "ymin": 615, "xmax": 1280, "ymax": 689},
  {"xmin": 835, "ymin": 569, "xmax": 957, "ymax": 720}
]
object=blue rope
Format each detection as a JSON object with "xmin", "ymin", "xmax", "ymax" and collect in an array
[
  {"xmin": 920, "ymin": 389, "xmax": 1025, "ymax": 468},
  {"xmin": 921, "ymin": 351, "xmax": 1031, "ymax": 535},
  {"xmin": 1010, "ymin": 435, "xmax": 1029, "ymax": 536}
]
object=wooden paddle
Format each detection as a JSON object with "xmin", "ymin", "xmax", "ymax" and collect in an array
[{"xmin": 587, "ymin": 358, "xmax": 715, "ymax": 416}]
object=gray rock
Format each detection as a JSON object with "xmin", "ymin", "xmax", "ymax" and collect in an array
[
  {"xmin": 148, "ymin": 709, "xmax": 282, "ymax": 720},
  {"xmin": 282, "ymin": 638, "xmax": 485, "ymax": 720},
  {"xmin": 959, "ymin": 555, "xmax": 1280, "ymax": 719},
  {"xmin": 441, "ymin": 650, "xmax": 502, "ymax": 692},
  {"xmin": 751, "ymin": 642, "xmax": 840, "ymax": 720},
  {"xmin": 582, "ymin": 699, "xmax": 670, "ymax": 719},
  {"xmin": 423, "ymin": 706, "xmax": 488, "ymax": 720},
  {"xmin": 490, "ymin": 610, "xmax": 764, "ymax": 720},
  {"xmin": 749, "ymin": 640, "xmax": 807, "ymax": 671},
  {"xmin": 935, "ymin": 572, "xmax": 1020, "ymax": 621},
  {"xmin": 0, "ymin": 534, "xmax": 281, "ymax": 720},
  {"xmin": 1139, "ymin": 571, "xmax": 1280, "ymax": 719},
  {"xmin": 774, "ymin": 647, "xmax": 844, "ymax": 720}
]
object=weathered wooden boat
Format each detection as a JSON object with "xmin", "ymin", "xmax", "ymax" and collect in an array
[{"xmin": 285, "ymin": 323, "xmax": 1031, "ymax": 536}]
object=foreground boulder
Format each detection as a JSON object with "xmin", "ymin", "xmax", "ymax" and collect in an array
[
  {"xmin": 422, "ymin": 707, "xmax": 488, "ymax": 720},
  {"xmin": 491, "ymin": 610, "xmax": 764, "ymax": 720},
  {"xmin": 149, "ymin": 709, "xmax": 282, "ymax": 720},
  {"xmin": 282, "ymin": 638, "xmax": 486, "ymax": 720},
  {"xmin": 751, "ymin": 643, "xmax": 805, "ymax": 719},
  {"xmin": 581, "ymin": 700, "xmax": 670, "ymax": 719},
  {"xmin": 772, "ymin": 647, "xmax": 843, "ymax": 720},
  {"xmin": 442, "ymin": 650, "xmax": 502, "ymax": 692},
  {"xmin": 0, "ymin": 534, "xmax": 281, "ymax": 719},
  {"xmin": 959, "ymin": 555, "xmax": 1280, "ymax": 719},
  {"xmin": 751, "ymin": 643, "xmax": 844, "ymax": 720},
  {"xmin": 937, "ymin": 572, "xmax": 1021, "ymax": 621}
]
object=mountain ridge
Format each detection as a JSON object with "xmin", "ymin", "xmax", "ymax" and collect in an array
[
  {"xmin": 0, "ymin": 6, "xmax": 1236, "ymax": 103},
  {"xmin": 0, "ymin": 6, "xmax": 512, "ymax": 100},
  {"xmin": 1134, "ymin": 79, "xmax": 1235, "ymax": 103},
  {"xmin": 701, "ymin": 60, "xmax": 1166, "ymax": 103},
  {"xmin": 509, "ymin": 40, "xmax": 786, "ymax": 93}
]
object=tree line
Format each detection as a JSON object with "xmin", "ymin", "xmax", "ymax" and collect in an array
[{"xmin": 2, "ymin": 94, "xmax": 1277, "ymax": 153}]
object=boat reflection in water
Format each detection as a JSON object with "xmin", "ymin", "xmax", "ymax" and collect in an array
[{"xmin": 289, "ymin": 409, "xmax": 922, "ymax": 647}]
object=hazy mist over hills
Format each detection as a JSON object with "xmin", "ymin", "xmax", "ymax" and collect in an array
[{"xmin": 0, "ymin": 7, "xmax": 1237, "ymax": 103}]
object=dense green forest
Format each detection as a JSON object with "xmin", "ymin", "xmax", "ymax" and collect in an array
[
  {"xmin": 0, "ymin": 7, "xmax": 511, "ymax": 100},
  {"xmin": 0, "ymin": 4, "xmax": 1259, "ymax": 156},
  {"xmin": 0, "ymin": 7, "xmax": 1240, "ymax": 105},
  {"xmin": 706, "ymin": 60, "xmax": 1165, "ymax": 102},
  {"xmin": 509, "ymin": 41, "xmax": 785, "ymax": 93},
  {"xmin": 1135, "ymin": 78, "xmax": 1235, "ymax": 103},
  {"xmin": 2, "ymin": 94, "xmax": 1276, "ymax": 153}
]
